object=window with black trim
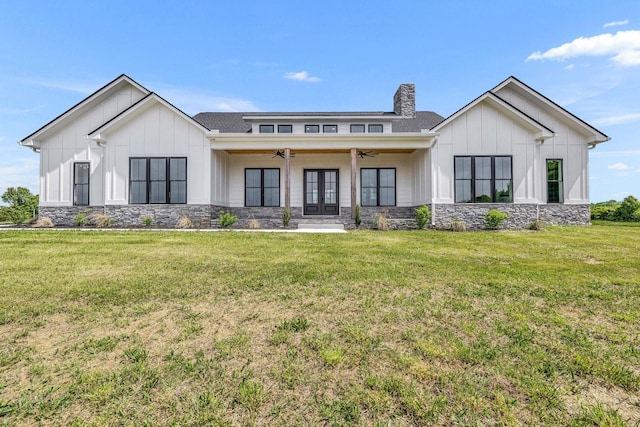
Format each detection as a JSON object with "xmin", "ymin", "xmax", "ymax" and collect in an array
[
  {"xmin": 73, "ymin": 162, "xmax": 90, "ymax": 206},
  {"xmin": 368, "ymin": 124, "xmax": 383, "ymax": 133},
  {"xmin": 259, "ymin": 125, "xmax": 274, "ymax": 133},
  {"xmin": 278, "ymin": 124, "xmax": 292, "ymax": 133},
  {"xmin": 350, "ymin": 124, "xmax": 365, "ymax": 133},
  {"xmin": 245, "ymin": 168, "xmax": 280, "ymax": 207},
  {"xmin": 361, "ymin": 168, "xmax": 396, "ymax": 206},
  {"xmin": 129, "ymin": 157, "xmax": 187, "ymax": 204},
  {"xmin": 323, "ymin": 124, "xmax": 338, "ymax": 133},
  {"xmin": 454, "ymin": 156, "xmax": 512, "ymax": 203},
  {"xmin": 305, "ymin": 124, "xmax": 319, "ymax": 133},
  {"xmin": 547, "ymin": 159, "xmax": 563, "ymax": 203}
]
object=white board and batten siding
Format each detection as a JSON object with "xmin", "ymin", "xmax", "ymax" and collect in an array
[
  {"xmin": 494, "ymin": 86, "xmax": 591, "ymax": 203},
  {"xmin": 103, "ymin": 103, "xmax": 211, "ymax": 205},
  {"xmin": 432, "ymin": 98, "xmax": 590, "ymax": 204},
  {"xmin": 226, "ymin": 152, "xmax": 418, "ymax": 209},
  {"xmin": 39, "ymin": 86, "xmax": 146, "ymax": 206}
]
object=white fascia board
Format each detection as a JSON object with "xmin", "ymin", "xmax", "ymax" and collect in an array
[
  {"xmin": 18, "ymin": 139, "xmax": 41, "ymax": 149},
  {"xmin": 208, "ymin": 132, "xmax": 438, "ymax": 151},
  {"xmin": 493, "ymin": 77, "xmax": 609, "ymax": 143},
  {"xmin": 20, "ymin": 75, "xmax": 150, "ymax": 145},
  {"xmin": 87, "ymin": 93, "xmax": 209, "ymax": 142}
]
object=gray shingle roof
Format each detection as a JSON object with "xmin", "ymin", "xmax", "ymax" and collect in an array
[{"xmin": 192, "ymin": 111, "xmax": 444, "ymax": 133}]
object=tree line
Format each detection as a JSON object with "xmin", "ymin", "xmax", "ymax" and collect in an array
[{"xmin": 591, "ymin": 195, "xmax": 640, "ymax": 222}]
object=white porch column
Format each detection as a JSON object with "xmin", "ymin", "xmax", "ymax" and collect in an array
[
  {"xmin": 285, "ymin": 148, "xmax": 291, "ymax": 209},
  {"xmin": 350, "ymin": 148, "xmax": 357, "ymax": 219}
]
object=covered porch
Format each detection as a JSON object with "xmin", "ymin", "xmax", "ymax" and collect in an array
[{"xmin": 207, "ymin": 132, "xmax": 438, "ymax": 227}]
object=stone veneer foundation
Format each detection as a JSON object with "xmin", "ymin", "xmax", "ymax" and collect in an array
[{"xmin": 38, "ymin": 203, "xmax": 590, "ymax": 229}]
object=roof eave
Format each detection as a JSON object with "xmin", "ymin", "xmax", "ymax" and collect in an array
[{"xmin": 19, "ymin": 74, "xmax": 151, "ymax": 145}]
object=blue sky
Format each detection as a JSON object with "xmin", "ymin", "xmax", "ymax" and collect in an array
[{"xmin": 1, "ymin": 0, "xmax": 639, "ymax": 203}]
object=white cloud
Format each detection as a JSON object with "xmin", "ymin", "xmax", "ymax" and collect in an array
[
  {"xmin": 563, "ymin": 63, "xmax": 575, "ymax": 70},
  {"xmin": 150, "ymin": 84, "xmax": 260, "ymax": 114},
  {"xmin": 604, "ymin": 20, "xmax": 629, "ymax": 28},
  {"xmin": 22, "ymin": 77, "xmax": 101, "ymax": 94},
  {"xmin": 593, "ymin": 112, "xmax": 640, "ymax": 126},
  {"xmin": 0, "ymin": 156, "xmax": 39, "ymax": 201},
  {"xmin": 526, "ymin": 30, "xmax": 640, "ymax": 67},
  {"xmin": 590, "ymin": 150, "xmax": 640, "ymax": 158},
  {"xmin": 284, "ymin": 71, "xmax": 321, "ymax": 82},
  {"xmin": 608, "ymin": 162, "xmax": 630, "ymax": 170}
]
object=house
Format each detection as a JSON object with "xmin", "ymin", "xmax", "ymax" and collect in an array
[{"xmin": 19, "ymin": 74, "xmax": 609, "ymax": 229}]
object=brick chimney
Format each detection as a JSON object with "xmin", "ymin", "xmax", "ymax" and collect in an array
[{"xmin": 393, "ymin": 83, "xmax": 416, "ymax": 118}]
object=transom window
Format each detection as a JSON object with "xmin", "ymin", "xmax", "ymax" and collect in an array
[
  {"xmin": 73, "ymin": 162, "xmax": 90, "ymax": 206},
  {"xmin": 323, "ymin": 124, "xmax": 338, "ymax": 133},
  {"xmin": 245, "ymin": 168, "xmax": 280, "ymax": 207},
  {"xmin": 361, "ymin": 168, "xmax": 396, "ymax": 206},
  {"xmin": 547, "ymin": 159, "xmax": 563, "ymax": 203},
  {"xmin": 350, "ymin": 124, "xmax": 365, "ymax": 133},
  {"xmin": 454, "ymin": 156, "xmax": 512, "ymax": 203},
  {"xmin": 278, "ymin": 124, "xmax": 292, "ymax": 133},
  {"xmin": 259, "ymin": 124, "xmax": 274, "ymax": 133},
  {"xmin": 368, "ymin": 124, "xmax": 383, "ymax": 133},
  {"xmin": 305, "ymin": 124, "xmax": 319, "ymax": 133},
  {"xmin": 129, "ymin": 157, "xmax": 187, "ymax": 204}
]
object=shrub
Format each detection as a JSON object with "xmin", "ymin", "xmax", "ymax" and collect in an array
[
  {"xmin": 88, "ymin": 213, "xmax": 113, "ymax": 228},
  {"xmin": 616, "ymin": 196, "xmax": 640, "ymax": 222},
  {"xmin": 282, "ymin": 207, "xmax": 291, "ymax": 227},
  {"xmin": 355, "ymin": 204, "xmax": 362, "ymax": 228},
  {"xmin": 175, "ymin": 215, "xmax": 193, "ymax": 229},
  {"xmin": 485, "ymin": 210, "xmax": 509, "ymax": 230},
  {"xmin": 414, "ymin": 205, "xmax": 431, "ymax": 229},
  {"xmin": 249, "ymin": 219, "xmax": 261, "ymax": 229},
  {"xmin": 218, "ymin": 211, "xmax": 238, "ymax": 228},
  {"xmin": 373, "ymin": 211, "xmax": 389, "ymax": 231},
  {"xmin": 527, "ymin": 220, "xmax": 545, "ymax": 231},
  {"xmin": 74, "ymin": 212, "xmax": 90, "ymax": 226},
  {"xmin": 141, "ymin": 216, "xmax": 153, "ymax": 227},
  {"xmin": 33, "ymin": 217, "xmax": 54, "ymax": 228},
  {"xmin": 450, "ymin": 219, "xmax": 467, "ymax": 232}
]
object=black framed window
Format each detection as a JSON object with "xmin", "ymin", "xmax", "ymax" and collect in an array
[
  {"xmin": 245, "ymin": 168, "xmax": 280, "ymax": 207},
  {"xmin": 454, "ymin": 156, "xmax": 512, "ymax": 203},
  {"xmin": 73, "ymin": 162, "xmax": 90, "ymax": 206},
  {"xmin": 547, "ymin": 159, "xmax": 563, "ymax": 203},
  {"xmin": 323, "ymin": 124, "xmax": 338, "ymax": 133},
  {"xmin": 361, "ymin": 168, "xmax": 396, "ymax": 206},
  {"xmin": 129, "ymin": 157, "xmax": 187, "ymax": 204},
  {"xmin": 350, "ymin": 124, "xmax": 365, "ymax": 133},
  {"xmin": 368, "ymin": 124, "xmax": 383, "ymax": 133},
  {"xmin": 259, "ymin": 125, "xmax": 274, "ymax": 133},
  {"xmin": 305, "ymin": 124, "xmax": 319, "ymax": 133},
  {"xmin": 278, "ymin": 125, "xmax": 292, "ymax": 133}
]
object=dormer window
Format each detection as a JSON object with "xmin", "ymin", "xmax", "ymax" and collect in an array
[
  {"xmin": 350, "ymin": 124, "xmax": 365, "ymax": 133},
  {"xmin": 278, "ymin": 125, "xmax": 292, "ymax": 133},
  {"xmin": 323, "ymin": 124, "xmax": 338, "ymax": 133},
  {"xmin": 259, "ymin": 125, "xmax": 274, "ymax": 133},
  {"xmin": 368, "ymin": 124, "xmax": 383, "ymax": 133}
]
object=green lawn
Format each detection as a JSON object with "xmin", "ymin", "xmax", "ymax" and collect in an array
[{"xmin": 1, "ymin": 226, "xmax": 639, "ymax": 426}]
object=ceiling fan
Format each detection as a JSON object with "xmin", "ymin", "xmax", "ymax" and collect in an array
[
  {"xmin": 273, "ymin": 150, "xmax": 296, "ymax": 158},
  {"xmin": 357, "ymin": 150, "xmax": 377, "ymax": 158}
]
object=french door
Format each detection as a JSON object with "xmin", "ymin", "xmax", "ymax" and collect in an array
[{"xmin": 304, "ymin": 169, "xmax": 339, "ymax": 215}]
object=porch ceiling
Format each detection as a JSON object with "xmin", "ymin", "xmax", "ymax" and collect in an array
[{"xmin": 224, "ymin": 148, "xmax": 416, "ymax": 155}]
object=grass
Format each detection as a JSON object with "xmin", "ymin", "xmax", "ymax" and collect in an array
[{"xmin": 0, "ymin": 226, "xmax": 639, "ymax": 425}]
